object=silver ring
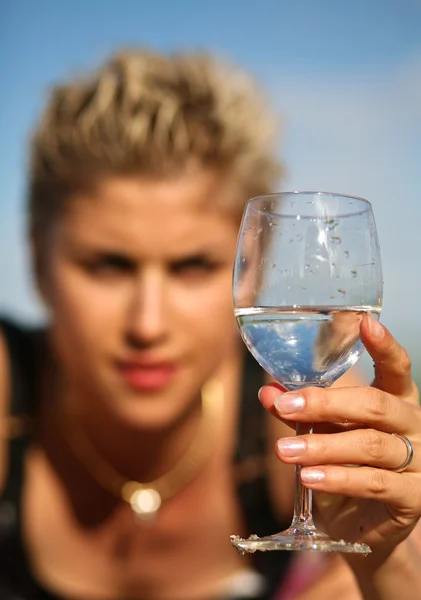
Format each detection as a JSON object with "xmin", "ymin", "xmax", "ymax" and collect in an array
[{"xmin": 391, "ymin": 433, "xmax": 414, "ymax": 472}]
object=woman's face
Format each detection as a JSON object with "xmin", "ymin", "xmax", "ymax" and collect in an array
[{"xmin": 41, "ymin": 170, "xmax": 241, "ymax": 429}]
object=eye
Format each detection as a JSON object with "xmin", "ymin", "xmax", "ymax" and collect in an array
[
  {"xmin": 170, "ymin": 256, "xmax": 221, "ymax": 277},
  {"xmin": 83, "ymin": 254, "xmax": 136, "ymax": 277}
]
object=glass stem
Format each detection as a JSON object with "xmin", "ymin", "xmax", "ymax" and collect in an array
[{"xmin": 291, "ymin": 421, "xmax": 315, "ymax": 530}]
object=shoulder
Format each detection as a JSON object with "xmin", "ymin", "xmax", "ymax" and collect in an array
[
  {"xmin": 332, "ymin": 366, "xmax": 366, "ymax": 388},
  {"xmin": 0, "ymin": 316, "xmax": 41, "ymax": 491},
  {"xmin": 0, "ymin": 324, "xmax": 9, "ymax": 397}
]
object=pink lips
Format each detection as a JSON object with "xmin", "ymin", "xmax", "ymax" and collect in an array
[{"xmin": 117, "ymin": 362, "xmax": 177, "ymax": 392}]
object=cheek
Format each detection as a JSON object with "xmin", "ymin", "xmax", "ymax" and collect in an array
[
  {"xmin": 47, "ymin": 265, "xmax": 125, "ymax": 356},
  {"xmin": 174, "ymin": 271, "xmax": 236, "ymax": 348}
]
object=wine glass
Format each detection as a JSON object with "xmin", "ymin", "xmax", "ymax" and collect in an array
[{"xmin": 231, "ymin": 191, "xmax": 383, "ymax": 553}]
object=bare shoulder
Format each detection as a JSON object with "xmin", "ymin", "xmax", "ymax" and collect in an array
[
  {"xmin": 333, "ymin": 366, "xmax": 367, "ymax": 388},
  {"xmin": 0, "ymin": 328, "xmax": 10, "ymax": 490},
  {"xmin": 293, "ymin": 555, "xmax": 363, "ymax": 600},
  {"xmin": 265, "ymin": 411, "xmax": 295, "ymax": 521},
  {"xmin": 263, "ymin": 372, "xmax": 295, "ymax": 519}
]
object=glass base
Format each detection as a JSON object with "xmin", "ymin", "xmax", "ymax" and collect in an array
[{"xmin": 230, "ymin": 525, "xmax": 371, "ymax": 555}]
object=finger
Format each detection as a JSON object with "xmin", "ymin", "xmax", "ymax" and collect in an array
[
  {"xmin": 361, "ymin": 315, "xmax": 417, "ymax": 399},
  {"xmin": 258, "ymin": 383, "xmax": 289, "ymax": 420},
  {"xmin": 299, "ymin": 466, "xmax": 421, "ymax": 512},
  {"xmin": 263, "ymin": 384, "xmax": 421, "ymax": 436},
  {"xmin": 259, "ymin": 387, "xmax": 370, "ymax": 434},
  {"xmin": 275, "ymin": 429, "xmax": 419, "ymax": 472}
]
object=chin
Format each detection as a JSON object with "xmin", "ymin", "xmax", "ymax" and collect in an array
[
  {"xmin": 114, "ymin": 401, "xmax": 189, "ymax": 432},
  {"xmin": 100, "ymin": 381, "xmax": 193, "ymax": 432}
]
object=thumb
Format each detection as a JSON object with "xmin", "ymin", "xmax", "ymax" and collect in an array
[{"xmin": 360, "ymin": 315, "xmax": 415, "ymax": 399}]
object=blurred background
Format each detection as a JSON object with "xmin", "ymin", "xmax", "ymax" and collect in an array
[{"xmin": 1, "ymin": 0, "xmax": 420, "ymax": 384}]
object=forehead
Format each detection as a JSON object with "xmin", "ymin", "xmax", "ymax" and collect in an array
[{"xmin": 58, "ymin": 171, "xmax": 241, "ymax": 256}]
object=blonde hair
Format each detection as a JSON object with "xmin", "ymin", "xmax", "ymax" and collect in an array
[{"xmin": 28, "ymin": 48, "xmax": 282, "ymax": 231}]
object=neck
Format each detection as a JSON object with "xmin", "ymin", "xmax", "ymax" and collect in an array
[{"xmin": 63, "ymin": 389, "xmax": 203, "ymax": 486}]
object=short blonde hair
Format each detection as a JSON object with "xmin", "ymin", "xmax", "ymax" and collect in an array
[{"xmin": 28, "ymin": 48, "xmax": 282, "ymax": 231}]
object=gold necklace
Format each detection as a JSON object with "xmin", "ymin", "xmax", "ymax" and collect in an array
[{"xmin": 66, "ymin": 380, "xmax": 224, "ymax": 521}]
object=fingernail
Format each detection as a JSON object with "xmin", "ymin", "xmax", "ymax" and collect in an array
[
  {"xmin": 369, "ymin": 317, "xmax": 385, "ymax": 340},
  {"xmin": 301, "ymin": 468, "xmax": 325, "ymax": 483},
  {"xmin": 277, "ymin": 438, "xmax": 306, "ymax": 456},
  {"xmin": 274, "ymin": 393, "xmax": 305, "ymax": 414}
]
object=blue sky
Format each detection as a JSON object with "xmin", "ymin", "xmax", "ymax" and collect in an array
[{"xmin": 1, "ymin": 0, "xmax": 420, "ymax": 379}]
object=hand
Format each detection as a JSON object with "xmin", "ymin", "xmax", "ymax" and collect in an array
[{"xmin": 258, "ymin": 316, "xmax": 421, "ymax": 560}]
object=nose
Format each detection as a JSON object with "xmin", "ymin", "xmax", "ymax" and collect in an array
[{"xmin": 126, "ymin": 267, "xmax": 168, "ymax": 348}]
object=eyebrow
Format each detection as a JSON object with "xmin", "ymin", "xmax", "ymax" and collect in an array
[
  {"xmin": 61, "ymin": 222, "xmax": 235, "ymax": 254},
  {"xmin": 65, "ymin": 240, "xmax": 229, "ymax": 261}
]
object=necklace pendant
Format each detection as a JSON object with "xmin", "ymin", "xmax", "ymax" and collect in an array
[{"xmin": 129, "ymin": 488, "xmax": 162, "ymax": 522}]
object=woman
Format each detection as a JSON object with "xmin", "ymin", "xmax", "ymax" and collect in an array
[{"xmin": 0, "ymin": 48, "xmax": 419, "ymax": 600}]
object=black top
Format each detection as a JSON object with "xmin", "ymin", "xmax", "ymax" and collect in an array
[{"xmin": 0, "ymin": 317, "xmax": 292, "ymax": 600}]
